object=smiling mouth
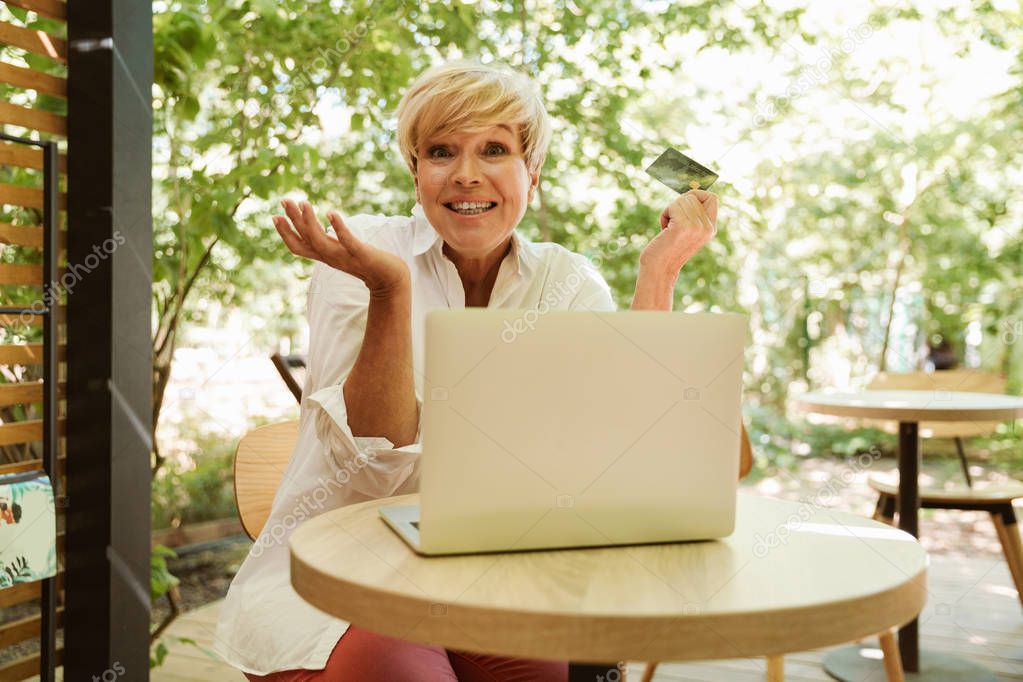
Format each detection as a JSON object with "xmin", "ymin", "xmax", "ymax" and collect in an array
[{"xmin": 444, "ymin": 201, "xmax": 497, "ymax": 216}]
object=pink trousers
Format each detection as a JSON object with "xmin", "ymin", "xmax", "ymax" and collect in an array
[{"xmin": 243, "ymin": 625, "xmax": 568, "ymax": 681}]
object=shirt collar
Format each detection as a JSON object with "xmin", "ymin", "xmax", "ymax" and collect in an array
[{"xmin": 411, "ymin": 202, "xmax": 538, "ymax": 278}]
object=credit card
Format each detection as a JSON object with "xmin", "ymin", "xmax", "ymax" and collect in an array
[{"xmin": 645, "ymin": 148, "xmax": 718, "ymax": 194}]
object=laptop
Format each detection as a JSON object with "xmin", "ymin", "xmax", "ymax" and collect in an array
[{"xmin": 380, "ymin": 308, "xmax": 747, "ymax": 555}]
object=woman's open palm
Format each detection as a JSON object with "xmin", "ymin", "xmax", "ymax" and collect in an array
[{"xmin": 273, "ymin": 199, "xmax": 409, "ymax": 293}]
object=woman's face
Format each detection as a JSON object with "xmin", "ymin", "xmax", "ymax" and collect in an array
[{"xmin": 414, "ymin": 123, "xmax": 538, "ymax": 259}]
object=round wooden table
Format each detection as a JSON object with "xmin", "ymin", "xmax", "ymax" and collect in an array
[
  {"xmin": 794, "ymin": 389, "xmax": 1023, "ymax": 681},
  {"xmin": 290, "ymin": 492, "xmax": 927, "ymax": 681}
]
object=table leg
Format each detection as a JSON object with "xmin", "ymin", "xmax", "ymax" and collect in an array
[
  {"xmin": 568, "ymin": 662, "xmax": 623, "ymax": 681},
  {"xmin": 897, "ymin": 421, "xmax": 920, "ymax": 672},
  {"xmin": 824, "ymin": 418, "xmax": 996, "ymax": 681}
]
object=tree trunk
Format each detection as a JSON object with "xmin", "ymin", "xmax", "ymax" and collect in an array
[
  {"xmin": 151, "ymin": 331, "xmax": 176, "ymax": 475},
  {"xmin": 150, "ymin": 236, "xmax": 219, "ymax": 477},
  {"xmin": 878, "ymin": 241, "xmax": 908, "ymax": 373}
]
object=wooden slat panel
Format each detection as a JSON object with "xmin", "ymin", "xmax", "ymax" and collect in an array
[
  {"xmin": 0, "ymin": 312, "xmax": 41, "ymax": 327},
  {"xmin": 0, "ymin": 61, "xmax": 66, "ymax": 98},
  {"xmin": 0, "ymin": 101, "xmax": 65, "ymax": 136},
  {"xmin": 0, "ymin": 141, "xmax": 68, "ymax": 174},
  {"xmin": 0, "ymin": 419, "xmax": 41, "ymax": 445},
  {"xmin": 0, "ymin": 607, "xmax": 62, "ymax": 648},
  {"xmin": 0, "ymin": 647, "xmax": 62, "ymax": 680},
  {"xmin": 0, "ymin": 343, "xmax": 42, "ymax": 363},
  {"xmin": 0, "ymin": 182, "xmax": 66, "ymax": 210},
  {"xmin": 3, "ymin": 0, "xmax": 67, "ymax": 22},
  {"xmin": 0, "ymin": 382, "xmax": 50, "ymax": 406},
  {"xmin": 0, "ymin": 263, "xmax": 41, "ymax": 285},
  {"xmin": 0, "ymin": 21, "xmax": 66, "ymax": 63},
  {"xmin": 0, "ymin": 313, "xmax": 42, "ymax": 326},
  {"xmin": 0, "ymin": 571, "xmax": 63, "ymax": 609},
  {"xmin": 0, "ymin": 458, "xmax": 42, "ymax": 475},
  {"xmin": 0, "ymin": 579, "xmax": 38, "ymax": 608},
  {"xmin": 0, "ymin": 454, "xmax": 65, "ymax": 477},
  {"xmin": 0, "ymin": 222, "xmax": 42, "ymax": 247}
]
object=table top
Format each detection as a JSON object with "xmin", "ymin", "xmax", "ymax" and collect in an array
[
  {"xmin": 794, "ymin": 389, "xmax": 1023, "ymax": 422},
  {"xmin": 290, "ymin": 493, "xmax": 927, "ymax": 661}
]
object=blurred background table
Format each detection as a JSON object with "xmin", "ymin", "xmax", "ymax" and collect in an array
[{"xmin": 795, "ymin": 389, "xmax": 1023, "ymax": 680}]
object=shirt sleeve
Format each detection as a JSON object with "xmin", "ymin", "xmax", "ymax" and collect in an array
[
  {"xmin": 566, "ymin": 254, "xmax": 618, "ymax": 312},
  {"xmin": 301, "ymin": 222, "xmax": 422, "ymax": 498}
]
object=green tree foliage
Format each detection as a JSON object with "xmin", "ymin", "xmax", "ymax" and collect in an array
[
  {"xmin": 151, "ymin": 0, "xmax": 1023, "ymax": 472},
  {"xmin": 151, "ymin": 0, "xmax": 806, "ymax": 470}
]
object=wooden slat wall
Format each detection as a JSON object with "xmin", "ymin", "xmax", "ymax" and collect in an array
[
  {"xmin": 0, "ymin": 222, "xmax": 42, "ymax": 247},
  {"xmin": 0, "ymin": 21, "xmax": 65, "ymax": 62},
  {"xmin": 0, "ymin": 263, "xmax": 40, "ymax": 284},
  {"xmin": 0, "ymin": 382, "xmax": 41, "ymax": 406},
  {"xmin": 0, "ymin": 101, "xmax": 65, "ymax": 135},
  {"xmin": 0, "ymin": 314, "xmax": 42, "ymax": 327},
  {"xmin": 0, "ymin": 63, "xmax": 64, "ymax": 99},
  {"xmin": 1, "ymin": 2, "xmax": 69, "ymax": 678},
  {"xmin": 0, "ymin": 648, "xmax": 62, "ymax": 680},
  {"xmin": 0, "ymin": 343, "xmax": 41, "ymax": 364},
  {"xmin": 0, "ymin": 571, "xmax": 62, "ymax": 609},
  {"xmin": 0, "ymin": 420, "xmax": 42, "ymax": 446},
  {"xmin": 2, "ymin": 0, "xmax": 65, "ymax": 22},
  {"xmin": 0, "ymin": 143, "xmax": 67, "ymax": 174},
  {"xmin": 0, "ymin": 607, "xmax": 62, "ymax": 648},
  {"xmin": 0, "ymin": 182, "xmax": 66, "ymax": 210}
]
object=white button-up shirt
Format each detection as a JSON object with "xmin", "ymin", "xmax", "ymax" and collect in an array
[{"xmin": 214, "ymin": 204, "xmax": 617, "ymax": 675}]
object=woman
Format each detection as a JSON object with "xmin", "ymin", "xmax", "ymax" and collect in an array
[{"xmin": 215, "ymin": 59, "xmax": 719, "ymax": 681}]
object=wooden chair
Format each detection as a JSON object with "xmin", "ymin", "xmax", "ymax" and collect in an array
[
  {"xmin": 270, "ymin": 352, "xmax": 307, "ymax": 404},
  {"xmin": 865, "ymin": 370, "xmax": 1023, "ymax": 608},
  {"xmin": 234, "ymin": 420, "xmax": 300, "ymax": 540},
  {"xmin": 641, "ymin": 424, "xmax": 903, "ymax": 682}
]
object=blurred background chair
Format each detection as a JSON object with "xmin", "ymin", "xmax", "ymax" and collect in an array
[
  {"xmin": 865, "ymin": 370, "xmax": 1023, "ymax": 607},
  {"xmin": 270, "ymin": 352, "xmax": 307, "ymax": 404},
  {"xmin": 234, "ymin": 420, "xmax": 301, "ymax": 540}
]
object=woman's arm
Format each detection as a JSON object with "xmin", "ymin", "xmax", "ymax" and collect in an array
[
  {"xmin": 630, "ymin": 267, "xmax": 678, "ymax": 310},
  {"xmin": 631, "ymin": 190, "xmax": 718, "ymax": 310},
  {"xmin": 274, "ymin": 198, "xmax": 421, "ymax": 452},
  {"xmin": 633, "ymin": 191, "xmax": 749, "ymax": 479},
  {"xmin": 343, "ymin": 278, "xmax": 420, "ymax": 448}
]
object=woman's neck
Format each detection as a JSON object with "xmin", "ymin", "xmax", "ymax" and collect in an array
[{"xmin": 444, "ymin": 236, "xmax": 513, "ymax": 307}]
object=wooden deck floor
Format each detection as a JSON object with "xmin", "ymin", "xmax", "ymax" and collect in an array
[{"xmin": 153, "ymin": 552, "xmax": 1023, "ymax": 681}]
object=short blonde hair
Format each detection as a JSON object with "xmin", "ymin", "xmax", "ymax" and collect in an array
[{"xmin": 396, "ymin": 59, "xmax": 552, "ymax": 177}]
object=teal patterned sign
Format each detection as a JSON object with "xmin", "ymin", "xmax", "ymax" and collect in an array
[{"xmin": 0, "ymin": 471, "xmax": 56, "ymax": 589}]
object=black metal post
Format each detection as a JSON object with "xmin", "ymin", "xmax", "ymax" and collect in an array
[
  {"xmin": 64, "ymin": 0, "xmax": 154, "ymax": 678},
  {"xmin": 897, "ymin": 421, "xmax": 920, "ymax": 672},
  {"xmin": 0, "ymin": 131, "xmax": 62, "ymax": 682},
  {"xmin": 39, "ymin": 139, "xmax": 59, "ymax": 682}
]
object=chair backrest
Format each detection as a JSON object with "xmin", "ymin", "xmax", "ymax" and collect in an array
[
  {"xmin": 739, "ymin": 423, "xmax": 753, "ymax": 480},
  {"xmin": 233, "ymin": 418, "xmax": 755, "ymax": 541},
  {"xmin": 234, "ymin": 420, "xmax": 301, "ymax": 540},
  {"xmin": 271, "ymin": 352, "xmax": 307, "ymax": 404},
  {"xmin": 866, "ymin": 370, "xmax": 1007, "ymax": 438}
]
